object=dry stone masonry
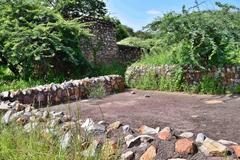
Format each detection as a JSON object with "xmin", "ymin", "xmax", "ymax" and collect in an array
[
  {"xmin": 0, "ymin": 75, "xmax": 125, "ymax": 108},
  {"xmin": 1, "ymin": 101, "xmax": 240, "ymax": 160},
  {"xmin": 79, "ymin": 17, "xmax": 142, "ymax": 64},
  {"xmin": 125, "ymin": 64, "xmax": 240, "ymax": 88}
]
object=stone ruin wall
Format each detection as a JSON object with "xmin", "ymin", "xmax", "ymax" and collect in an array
[
  {"xmin": 0, "ymin": 75, "xmax": 125, "ymax": 108},
  {"xmin": 80, "ymin": 17, "xmax": 142, "ymax": 64},
  {"xmin": 125, "ymin": 65, "xmax": 240, "ymax": 88}
]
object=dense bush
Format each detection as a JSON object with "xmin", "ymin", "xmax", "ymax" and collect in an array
[
  {"xmin": 124, "ymin": 2, "xmax": 240, "ymax": 94},
  {"xmin": 123, "ymin": 2, "xmax": 240, "ymax": 69},
  {"xmin": 0, "ymin": 0, "xmax": 92, "ymax": 80}
]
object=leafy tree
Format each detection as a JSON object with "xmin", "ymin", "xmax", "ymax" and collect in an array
[
  {"xmin": 142, "ymin": 2, "xmax": 240, "ymax": 68},
  {"xmin": 0, "ymin": 0, "xmax": 91, "ymax": 79},
  {"xmin": 45, "ymin": 0, "xmax": 107, "ymax": 19}
]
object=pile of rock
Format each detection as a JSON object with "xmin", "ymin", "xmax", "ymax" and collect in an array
[
  {"xmin": 0, "ymin": 75, "xmax": 125, "ymax": 107},
  {"xmin": 1, "ymin": 102, "xmax": 240, "ymax": 160}
]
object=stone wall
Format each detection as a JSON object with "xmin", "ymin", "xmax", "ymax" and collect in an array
[
  {"xmin": 80, "ymin": 17, "xmax": 118, "ymax": 63},
  {"xmin": 80, "ymin": 17, "xmax": 142, "ymax": 64},
  {"xmin": 117, "ymin": 44, "xmax": 142, "ymax": 64},
  {"xmin": 125, "ymin": 64, "xmax": 240, "ymax": 88},
  {"xmin": 0, "ymin": 75, "xmax": 125, "ymax": 108}
]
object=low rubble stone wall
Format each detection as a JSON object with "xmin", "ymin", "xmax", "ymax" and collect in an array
[
  {"xmin": 0, "ymin": 75, "xmax": 125, "ymax": 108},
  {"xmin": 125, "ymin": 64, "xmax": 240, "ymax": 88}
]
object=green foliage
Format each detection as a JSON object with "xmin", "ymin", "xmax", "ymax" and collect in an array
[
  {"xmin": 0, "ymin": 118, "xmax": 120, "ymax": 160},
  {"xmin": 92, "ymin": 62, "xmax": 128, "ymax": 77},
  {"xmin": 43, "ymin": 0, "xmax": 107, "ymax": 19},
  {"xmin": 0, "ymin": 0, "xmax": 92, "ymax": 79},
  {"xmin": 88, "ymin": 83, "xmax": 106, "ymax": 99},
  {"xmin": 105, "ymin": 17, "xmax": 134, "ymax": 41},
  {"xmin": 118, "ymin": 37, "xmax": 154, "ymax": 50},
  {"xmin": 198, "ymin": 76, "xmax": 225, "ymax": 94},
  {"xmin": 144, "ymin": 3, "xmax": 240, "ymax": 68}
]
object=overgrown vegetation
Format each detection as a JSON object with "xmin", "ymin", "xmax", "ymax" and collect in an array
[
  {"xmin": 0, "ymin": 118, "xmax": 120, "ymax": 160},
  {"xmin": 123, "ymin": 2, "xmax": 240, "ymax": 94},
  {"xmin": 0, "ymin": 0, "xmax": 129, "ymax": 92}
]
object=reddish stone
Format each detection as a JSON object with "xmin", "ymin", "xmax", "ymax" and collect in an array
[
  {"xmin": 175, "ymin": 138, "xmax": 197, "ymax": 154},
  {"xmin": 230, "ymin": 145, "xmax": 240, "ymax": 158},
  {"xmin": 158, "ymin": 127, "xmax": 172, "ymax": 141}
]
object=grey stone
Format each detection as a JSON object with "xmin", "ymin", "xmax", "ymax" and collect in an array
[
  {"xmin": 82, "ymin": 140, "xmax": 100, "ymax": 157},
  {"xmin": 122, "ymin": 125, "xmax": 130, "ymax": 134},
  {"xmin": 81, "ymin": 118, "xmax": 95, "ymax": 132},
  {"xmin": 1, "ymin": 109, "xmax": 14, "ymax": 124},
  {"xmin": 121, "ymin": 151, "xmax": 134, "ymax": 160},
  {"xmin": 179, "ymin": 132, "xmax": 194, "ymax": 138},
  {"xmin": 9, "ymin": 111, "xmax": 24, "ymax": 122},
  {"xmin": 218, "ymin": 139, "xmax": 238, "ymax": 146},
  {"xmin": 126, "ymin": 135, "xmax": 154, "ymax": 148},
  {"xmin": 24, "ymin": 122, "xmax": 38, "ymax": 132},
  {"xmin": 196, "ymin": 133, "xmax": 206, "ymax": 144},
  {"xmin": 60, "ymin": 131, "xmax": 72, "ymax": 149}
]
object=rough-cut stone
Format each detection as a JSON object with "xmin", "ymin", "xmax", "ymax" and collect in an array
[
  {"xmin": 218, "ymin": 139, "xmax": 238, "ymax": 146},
  {"xmin": 140, "ymin": 145, "xmax": 157, "ymax": 160},
  {"xmin": 230, "ymin": 145, "xmax": 240, "ymax": 158},
  {"xmin": 126, "ymin": 135, "xmax": 154, "ymax": 148},
  {"xmin": 196, "ymin": 133, "xmax": 206, "ymax": 144},
  {"xmin": 60, "ymin": 131, "xmax": 72, "ymax": 149},
  {"xmin": 168, "ymin": 159, "xmax": 187, "ymax": 160},
  {"xmin": 81, "ymin": 118, "xmax": 95, "ymax": 131},
  {"xmin": 24, "ymin": 122, "xmax": 38, "ymax": 132},
  {"xmin": 121, "ymin": 151, "xmax": 134, "ymax": 160},
  {"xmin": 0, "ymin": 102, "xmax": 10, "ymax": 111},
  {"xmin": 15, "ymin": 103, "xmax": 25, "ymax": 111},
  {"xmin": 1, "ymin": 109, "xmax": 13, "ymax": 124},
  {"xmin": 179, "ymin": 132, "xmax": 194, "ymax": 139},
  {"xmin": 107, "ymin": 121, "xmax": 122, "ymax": 132},
  {"xmin": 0, "ymin": 75, "xmax": 125, "ymax": 107},
  {"xmin": 82, "ymin": 139, "xmax": 100, "ymax": 157},
  {"xmin": 175, "ymin": 138, "xmax": 197, "ymax": 154},
  {"xmin": 199, "ymin": 138, "xmax": 228, "ymax": 157},
  {"xmin": 16, "ymin": 116, "xmax": 29, "ymax": 125},
  {"xmin": 138, "ymin": 125, "xmax": 159, "ymax": 135},
  {"xmin": 158, "ymin": 127, "xmax": 172, "ymax": 141}
]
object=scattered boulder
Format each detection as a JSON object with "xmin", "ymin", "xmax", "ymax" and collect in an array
[
  {"xmin": 126, "ymin": 135, "xmax": 154, "ymax": 148},
  {"xmin": 175, "ymin": 138, "xmax": 197, "ymax": 154},
  {"xmin": 107, "ymin": 121, "xmax": 122, "ymax": 133},
  {"xmin": 230, "ymin": 145, "xmax": 240, "ymax": 158},
  {"xmin": 199, "ymin": 138, "xmax": 228, "ymax": 157},
  {"xmin": 158, "ymin": 127, "xmax": 172, "ymax": 141},
  {"xmin": 218, "ymin": 139, "xmax": 238, "ymax": 146},
  {"xmin": 196, "ymin": 133, "xmax": 206, "ymax": 144},
  {"xmin": 138, "ymin": 125, "xmax": 159, "ymax": 135},
  {"xmin": 60, "ymin": 131, "xmax": 72, "ymax": 149},
  {"xmin": 179, "ymin": 132, "xmax": 194, "ymax": 139},
  {"xmin": 140, "ymin": 145, "xmax": 157, "ymax": 160},
  {"xmin": 121, "ymin": 151, "xmax": 135, "ymax": 160},
  {"xmin": 1, "ymin": 109, "xmax": 14, "ymax": 124}
]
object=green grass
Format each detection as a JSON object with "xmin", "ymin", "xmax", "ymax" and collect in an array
[
  {"xmin": 0, "ymin": 62, "xmax": 127, "ymax": 92},
  {"xmin": 0, "ymin": 117, "xmax": 121, "ymax": 160}
]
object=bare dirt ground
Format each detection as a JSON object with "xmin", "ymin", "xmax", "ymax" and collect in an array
[{"xmin": 47, "ymin": 89, "xmax": 240, "ymax": 143}]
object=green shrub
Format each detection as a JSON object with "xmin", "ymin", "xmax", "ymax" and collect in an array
[
  {"xmin": 88, "ymin": 83, "xmax": 106, "ymax": 99},
  {"xmin": 0, "ymin": 0, "xmax": 91, "ymax": 80},
  {"xmin": 198, "ymin": 76, "xmax": 225, "ymax": 94}
]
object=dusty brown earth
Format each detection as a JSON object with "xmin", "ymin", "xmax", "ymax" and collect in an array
[{"xmin": 47, "ymin": 89, "xmax": 240, "ymax": 144}]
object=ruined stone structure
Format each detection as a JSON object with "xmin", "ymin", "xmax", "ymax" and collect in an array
[
  {"xmin": 80, "ymin": 17, "xmax": 142, "ymax": 64},
  {"xmin": 0, "ymin": 75, "xmax": 125, "ymax": 107},
  {"xmin": 125, "ymin": 64, "xmax": 240, "ymax": 89}
]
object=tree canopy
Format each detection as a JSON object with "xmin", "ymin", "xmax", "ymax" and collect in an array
[{"xmin": 0, "ymin": 0, "xmax": 92, "ymax": 79}]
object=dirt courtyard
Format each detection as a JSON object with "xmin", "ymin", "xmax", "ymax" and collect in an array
[{"xmin": 47, "ymin": 89, "xmax": 240, "ymax": 143}]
